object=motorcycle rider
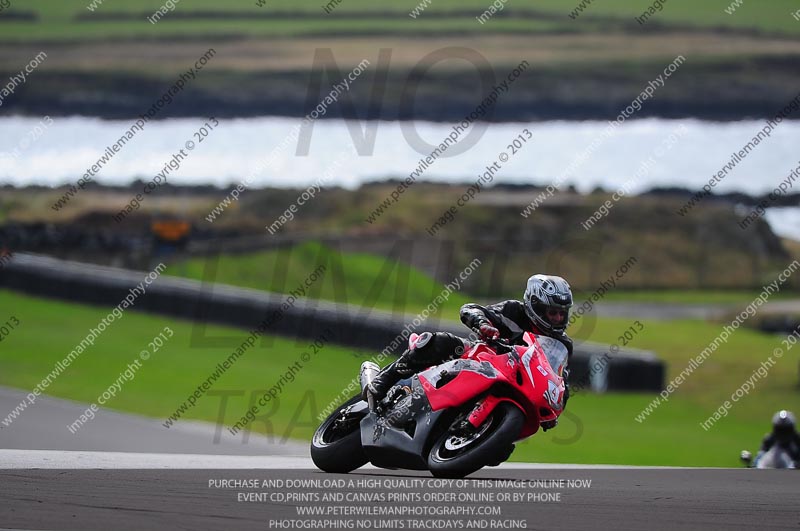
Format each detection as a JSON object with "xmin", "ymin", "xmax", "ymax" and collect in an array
[
  {"xmin": 754, "ymin": 410, "xmax": 800, "ymax": 467},
  {"xmin": 366, "ymin": 274, "xmax": 574, "ymax": 428}
]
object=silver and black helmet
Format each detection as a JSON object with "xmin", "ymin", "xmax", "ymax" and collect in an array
[
  {"xmin": 772, "ymin": 410, "xmax": 796, "ymax": 436},
  {"xmin": 524, "ymin": 274, "xmax": 573, "ymax": 335}
]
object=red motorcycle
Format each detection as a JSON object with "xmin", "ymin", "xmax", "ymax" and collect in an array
[{"xmin": 311, "ymin": 331, "xmax": 568, "ymax": 478}]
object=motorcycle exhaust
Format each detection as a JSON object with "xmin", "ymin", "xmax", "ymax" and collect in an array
[{"xmin": 360, "ymin": 361, "xmax": 380, "ymax": 411}]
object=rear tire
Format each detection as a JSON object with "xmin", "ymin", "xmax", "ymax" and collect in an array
[
  {"xmin": 311, "ymin": 396, "xmax": 368, "ymax": 473},
  {"xmin": 428, "ymin": 402, "xmax": 523, "ymax": 478}
]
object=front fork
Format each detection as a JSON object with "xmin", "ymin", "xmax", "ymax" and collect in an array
[
  {"xmin": 466, "ymin": 394, "xmax": 506, "ymax": 429},
  {"xmin": 360, "ymin": 361, "xmax": 380, "ymax": 411}
]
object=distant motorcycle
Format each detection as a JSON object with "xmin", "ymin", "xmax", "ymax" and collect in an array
[
  {"xmin": 311, "ymin": 331, "xmax": 568, "ymax": 478},
  {"xmin": 740, "ymin": 447, "xmax": 797, "ymax": 469}
]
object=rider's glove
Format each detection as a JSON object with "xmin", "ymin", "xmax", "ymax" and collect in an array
[{"xmin": 477, "ymin": 323, "xmax": 500, "ymax": 340}]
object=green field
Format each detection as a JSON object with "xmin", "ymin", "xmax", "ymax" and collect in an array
[
  {"xmin": 2, "ymin": 287, "xmax": 798, "ymax": 466},
  {"xmin": 169, "ymin": 242, "xmax": 471, "ymax": 318},
  {"xmin": 574, "ymin": 289, "xmax": 797, "ymax": 305},
  {"xmin": 1, "ymin": 0, "xmax": 798, "ymax": 42},
  {"xmin": 171, "ymin": 243, "xmax": 799, "ymax": 313},
  {"xmin": 169, "ymin": 243, "xmax": 800, "ymax": 340}
]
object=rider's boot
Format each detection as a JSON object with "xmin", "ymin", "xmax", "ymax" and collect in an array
[
  {"xmin": 364, "ymin": 333, "xmax": 445, "ymax": 402},
  {"xmin": 365, "ymin": 358, "xmax": 406, "ymax": 402}
]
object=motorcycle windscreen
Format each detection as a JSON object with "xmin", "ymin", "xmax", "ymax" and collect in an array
[{"xmin": 535, "ymin": 336, "xmax": 568, "ymax": 377}]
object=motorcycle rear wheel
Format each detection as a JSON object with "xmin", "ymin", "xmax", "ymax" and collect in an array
[
  {"xmin": 311, "ymin": 396, "xmax": 368, "ymax": 473},
  {"xmin": 428, "ymin": 402, "xmax": 523, "ymax": 478}
]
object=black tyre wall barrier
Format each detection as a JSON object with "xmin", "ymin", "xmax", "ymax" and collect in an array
[{"xmin": 0, "ymin": 253, "xmax": 665, "ymax": 393}]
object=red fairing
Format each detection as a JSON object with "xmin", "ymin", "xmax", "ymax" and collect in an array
[{"xmin": 419, "ymin": 331, "xmax": 565, "ymax": 440}]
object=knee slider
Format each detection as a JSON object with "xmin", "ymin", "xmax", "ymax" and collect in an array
[{"xmin": 415, "ymin": 332, "xmax": 433, "ymax": 349}]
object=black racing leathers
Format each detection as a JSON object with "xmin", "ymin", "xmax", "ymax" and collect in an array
[
  {"xmin": 459, "ymin": 300, "xmax": 574, "ymax": 358},
  {"xmin": 758, "ymin": 430, "xmax": 800, "ymax": 465}
]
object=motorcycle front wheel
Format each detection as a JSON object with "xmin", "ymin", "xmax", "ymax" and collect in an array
[
  {"xmin": 428, "ymin": 402, "xmax": 523, "ymax": 479},
  {"xmin": 310, "ymin": 395, "xmax": 368, "ymax": 473}
]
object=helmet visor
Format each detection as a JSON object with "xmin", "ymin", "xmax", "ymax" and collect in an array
[{"xmin": 533, "ymin": 302, "xmax": 571, "ymax": 329}]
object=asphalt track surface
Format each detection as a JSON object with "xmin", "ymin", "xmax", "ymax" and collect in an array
[
  {"xmin": 0, "ymin": 385, "xmax": 306, "ymax": 456},
  {"xmin": 2, "ymin": 387, "xmax": 799, "ymax": 531},
  {"xmin": 1, "ymin": 457, "xmax": 798, "ymax": 531}
]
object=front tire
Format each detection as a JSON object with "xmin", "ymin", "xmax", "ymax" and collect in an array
[
  {"xmin": 311, "ymin": 396, "xmax": 368, "ymax": 473},
  {"xmin": 428, "ymin": 402, "xmax": 523, "ymax": 478}
]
